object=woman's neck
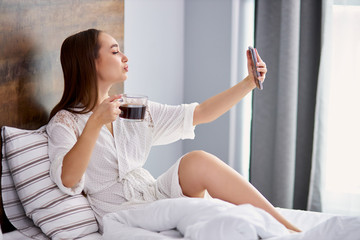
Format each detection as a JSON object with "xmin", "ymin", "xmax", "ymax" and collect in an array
[{"xmin": 97, "ymin": 85, "xmax": 112, "ymax": 105}]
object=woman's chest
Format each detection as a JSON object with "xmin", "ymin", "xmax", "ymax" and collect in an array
[{"xmin": 91, "ymin": 119, "xmax": 153, "ymax": 169}]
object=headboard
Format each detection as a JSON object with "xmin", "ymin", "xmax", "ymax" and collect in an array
[{"xmin": 0, "ymin": 0, "xmax": 124, "ymax": 233}]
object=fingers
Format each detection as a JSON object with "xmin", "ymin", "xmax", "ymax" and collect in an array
[
  {"xmin": 246, "ymin": 49, "xmax": 251, "ymax": 62},
  {"xmin": 103, "ymin": 94, "xmax": 122, "ymax": 111},
  {"xmin": 255, "ymin": 48, "xmax": 263, "ymax": 62},
  {"xmin": 257, "ymin": 65, "xmax": 266, "ymax": 81},
  {"xmin": 254, "ymin": 48, "xmax": 267, "ymax": 82},
  {"xmin": 255, "ymin": 50, "xmax": 266, "ymax": 70},
  {"xmin": 246, "ymin": 50, "xmax": 254, "ymax": 69},
  {"xmin": 257, "ymin": 69, "xmax": 266, "ymax": 82},
  {"xmin": 107, "ymin": 94, "xmax": 122, "ymax": 103},
  {"xmin": 256, "ymin": 63, "xmax": 267, "ymax": 74},
  {"xmin": 95, "ymin": 94, "xmax": 122, "ymax": 122},
  {"xmin": 246, "ymin": 49, "xmax": 256, "ymax": 75}
]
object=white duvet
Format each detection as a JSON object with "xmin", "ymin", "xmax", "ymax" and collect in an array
[{"xmin": 102, "ymin": 198, "xmax": 360, "ymax": 240}]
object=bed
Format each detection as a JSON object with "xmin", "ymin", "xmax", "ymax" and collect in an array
[
  {"xmin": 1, "ymin": 128, "xmax": 360, "ymax": 240},
  {"xmin": 1, "ymin": 1, "xmax": 360, "ymax": 240},
  {"xmin": 1, "ymin": 126, "xmax": 360, "ymax": 240}
]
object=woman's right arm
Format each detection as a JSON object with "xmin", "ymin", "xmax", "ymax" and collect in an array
[{"xmin": 61, "ymin": 95, "xmax": 121, "ymax": 188}]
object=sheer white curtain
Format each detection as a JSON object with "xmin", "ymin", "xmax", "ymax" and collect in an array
[
  {"xmin": 308, "ymin": 0, "xmax": 360, "ymax": 215},
  {"xmin": 228, "ymin": 0, "xmax": 255, "ymax": 180}
]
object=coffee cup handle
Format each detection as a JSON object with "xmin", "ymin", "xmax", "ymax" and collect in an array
[{"xmin": 118, "ymin": 95, "xmax": 124, "ymax": 103}]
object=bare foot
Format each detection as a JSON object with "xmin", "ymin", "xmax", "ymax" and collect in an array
[{"xmin": 288, "ymin": 229, "xmax": 301, "ymax": 233}]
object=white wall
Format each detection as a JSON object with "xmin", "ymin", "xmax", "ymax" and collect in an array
[
  {"xmin": 183, "ymin": 0, "xmax": 233, "ymax": 163},
  {"xmin": 124, "ymin": 0, "xmax": 185, "ymax": 177},
  {"xmin": 124, "ymin": 0, "xmax": 253, "ymax": 178}
]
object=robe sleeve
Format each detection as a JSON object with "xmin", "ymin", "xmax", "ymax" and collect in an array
[
  {"xmin": 46, "ymin": 110, "xmax": 85, "ymax": 195},
  {"xmin": 148, "ymin": 101, "xmax": 198, "ymax": 146}
]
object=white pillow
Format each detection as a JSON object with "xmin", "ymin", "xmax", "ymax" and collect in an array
[{"xmin": 1, "ymin": 126, "xmax": 100, "ymax": 239}]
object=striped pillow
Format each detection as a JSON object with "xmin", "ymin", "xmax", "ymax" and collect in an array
[
  {"xmin": 1, "ymin": 126, "xmax": 100, "ymax": 239},
  {"xmin": 1, "ymin": 143, "xmax": 48, "ymax": 239}
]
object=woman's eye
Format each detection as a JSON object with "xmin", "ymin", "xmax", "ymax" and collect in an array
[{"xmin": 112, "ymin": 51, "xmax": 119, "ymax": 55}]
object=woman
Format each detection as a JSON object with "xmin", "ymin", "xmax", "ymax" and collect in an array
[{"xmin": 47, "ymin": 28, "xmax": 300, "ymax": 233}]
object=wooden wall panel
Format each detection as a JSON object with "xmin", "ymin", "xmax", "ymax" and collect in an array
[{"xmin": 0, "ymin": 0, "xmax": 124, "ymax": 232}]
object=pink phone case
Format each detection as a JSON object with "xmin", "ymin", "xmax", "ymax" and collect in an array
[{"xmin": 248, "ymin": 46, "xmax": 263, "ymax": 90}]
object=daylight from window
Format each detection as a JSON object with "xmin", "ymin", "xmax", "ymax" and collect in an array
[{"xmin": 323, "ymin": 4, "xmax": 360, "ymax": 215}]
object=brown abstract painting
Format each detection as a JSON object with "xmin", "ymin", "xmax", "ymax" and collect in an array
[{"xmin": 0, "ymin": 0, "xmax": 124, "ymax": 232}]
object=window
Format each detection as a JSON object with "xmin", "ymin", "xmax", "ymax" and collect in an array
[
  {"xmin": 228, "ymin": 0, "xmax": 255, "ymax": 181},
  {"xmin": 323, "ymin": 2, "xmax": 360, "ymax": 215}
]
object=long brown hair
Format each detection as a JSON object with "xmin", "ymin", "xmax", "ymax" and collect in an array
[{"xmin": 49, "ymin": 29, "xmax": 102, "ymax": 119}]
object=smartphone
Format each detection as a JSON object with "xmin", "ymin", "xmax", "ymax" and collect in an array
[{"xmin": 248, "ymin": 46, "xmax": 263, "ymax": 90}]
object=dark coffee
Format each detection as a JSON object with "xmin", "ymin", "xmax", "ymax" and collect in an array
[{"xmin": 120, "ymin": 104, "xmax": 146, "ymax": 120}]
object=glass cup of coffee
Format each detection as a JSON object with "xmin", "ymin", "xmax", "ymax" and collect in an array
[{"xmin": 119, "ymin": 94, "xmax": 148, "ymax": 121}]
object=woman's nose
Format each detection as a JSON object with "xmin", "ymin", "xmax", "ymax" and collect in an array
[{"xmin": 122, "ymin": 53, "xmax": 128, "ymax": 63}]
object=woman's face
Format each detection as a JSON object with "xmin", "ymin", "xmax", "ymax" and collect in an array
[{"xmin": 95, "ymin": 32, "xmax": 128, "ymax": 85}]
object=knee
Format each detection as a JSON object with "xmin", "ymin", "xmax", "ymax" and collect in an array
[
  {"xmin": 179, "ymin": 151, "xmax": 212, "ymax": 197},
  {"xmin": 180, "ymin": 150, "xmax": 213, "ymax": 172},
  {"xmin": 184, "ymin": 150, "xmax": 209, "ymax": 159},
  {"xmin": 182, "ymin": 150, "xmax": 210, "ymax": 162}
]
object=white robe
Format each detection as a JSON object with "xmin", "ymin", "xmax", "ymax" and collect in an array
[{"xmin": 46, "ymin": 101, "xmax": 198, "ymax": 231}]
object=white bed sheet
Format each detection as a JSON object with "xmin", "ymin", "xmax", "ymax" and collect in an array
[
  {"xmin": 102, "ymin": 198, "xmax": 360, "ymax": 240},
  {"xmin": 276, "ymin": 208, "xmax": 335, "ymax": 231},
  {"xmin": 3, "ymin": 199, "xmax": 360, "ymax": 240}
]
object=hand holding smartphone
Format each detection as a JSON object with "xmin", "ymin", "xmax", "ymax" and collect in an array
[{"xmin": 248, "ymin": 46, "xmax": 263, "ymax": 90}]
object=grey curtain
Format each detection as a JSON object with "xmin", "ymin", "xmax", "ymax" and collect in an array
[{"xmin": 250, "ymin": 0, "xmax": 322, "ymax": 210}]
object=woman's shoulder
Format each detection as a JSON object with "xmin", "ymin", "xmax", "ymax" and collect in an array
[
  {"xmin": 47, "ymin": 109, "xmax": 80, "ymax": 136},
  {"xmin": 50, "ymin": 109, "xmax": 79, "ymax": 123}
]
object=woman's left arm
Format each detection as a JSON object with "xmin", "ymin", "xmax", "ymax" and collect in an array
[{"xmin": 193, "ymin": 49, "xmax": 267, "ymax": 126}]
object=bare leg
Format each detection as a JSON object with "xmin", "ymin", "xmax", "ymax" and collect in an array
[{"xmin": 178, "ymin": 150, "xmax": 301, "ymax": 232}]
